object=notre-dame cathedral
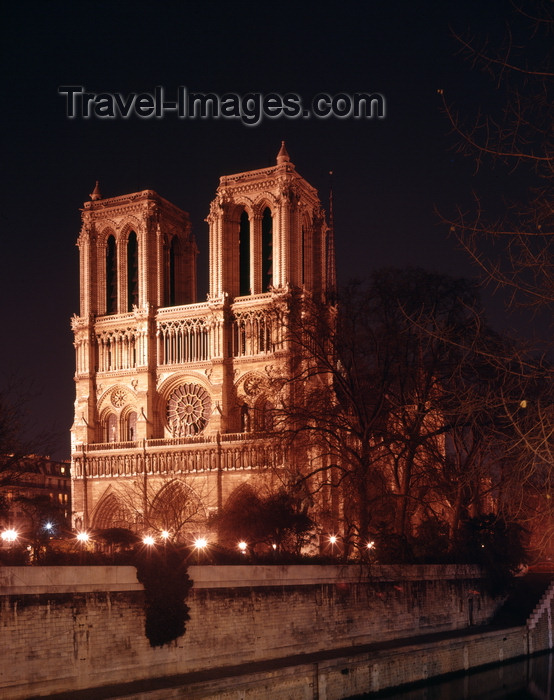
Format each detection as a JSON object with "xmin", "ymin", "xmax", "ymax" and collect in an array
[{"xmin": 70, "ymin": 143, "xmax": 335, "ymax": 539}]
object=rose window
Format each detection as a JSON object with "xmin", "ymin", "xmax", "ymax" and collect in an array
[
  {"xmin": 111, "ymin": 388, "xmax": 127, "ymax": 408},
  {"xmin": 166, "ymin": 383, "xmax": 211, "ymax": 437},
  {"xmin": 244, "ymin": 374, "xmax": 264, "ymax": 397}
]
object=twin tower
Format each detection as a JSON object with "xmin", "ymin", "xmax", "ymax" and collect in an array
[{"xmin": 70, "ymin": 144, "xmax": 335, "ymax": 534}]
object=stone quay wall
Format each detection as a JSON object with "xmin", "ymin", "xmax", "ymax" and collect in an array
[{"xmin": 0, "ymin": 564, "xmax": 505, "ymax": 699}]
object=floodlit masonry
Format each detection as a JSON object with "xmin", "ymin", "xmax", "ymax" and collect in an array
[
  {"xmin": 0, "ymin": 564, "xmax": 517, "ymax": 699},
  {"xmin": 70, "ymin": 143, "xmax": 336, "ymax": 536}
]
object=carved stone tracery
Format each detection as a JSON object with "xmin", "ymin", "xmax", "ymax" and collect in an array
[
  {"xmin": 111, "ymin": 388, "xmax": 127, "ymax": 408},
  {"xmin": 166, "ymin": 383, "xmax": 212, "ymax": 437}
]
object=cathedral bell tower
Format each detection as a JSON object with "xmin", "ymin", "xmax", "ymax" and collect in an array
[
  {"xmin": 207, "ymin": 141, "xmax": 331, "ymax": 300},
  {"xmin": 71, "ymin": 188, "xmax": 197, "ymax": 450},
  {"xmin": 204, "ymin": 142, "xmax": 334, "ymax": 434}
]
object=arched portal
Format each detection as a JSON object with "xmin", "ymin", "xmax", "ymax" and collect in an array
[
  {"xmin": 148, "ymin": 480, "xmax": 207, "ymax": 540},
  {"xmin": 92, "ymin": 492, "xmax": 134, "ymax": 530}
]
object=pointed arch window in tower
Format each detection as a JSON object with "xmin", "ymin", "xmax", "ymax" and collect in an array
[
  {"xmin": 168, "ymin": 235, "xmax": 178, "ymax": 306},
  {"xmin": 127, "ymin": 231, "xmax": 138, "ymax": 311},
  {"xmin": 239, "ymin": 210, "xmax": 250, "ymax": 296},
  {"xmin": 106, "ymin": 235, "xmax": 117, "ymax": 314},
  {"xmin": 262, "ymin": 207, "xmax": 273, "ymax": 292}
]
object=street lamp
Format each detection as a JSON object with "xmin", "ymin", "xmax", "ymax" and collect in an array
[
  {"xmin": 143, "ymin": 535, "xmax": 155, "ymax": 546},
  {"xmin": 365, "ymin": 540, "xmax": 376, "ymax": 560},
  {"xmin": 1, "ymin": 529, "xmax": 18, "ymax": 543},
  {"xmin": 76, "ymin": 531, "xmax": 90, "ymax": 563},
  {"xmin": 238, "ymin": 540, "xmax": 248, "ymax": 555},
  {"xmin": 326, "ymin": 534, "xmax": 341, "ymax": 557},
  {"xmin": 194, "ymin": 537, "xmax": 207, "ymax": 562},
  {"xmin": 1, "ymin": 529, "xmax": 20, "ymax": 564}
]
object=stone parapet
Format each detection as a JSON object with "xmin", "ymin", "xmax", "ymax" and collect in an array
[
  {"xmin": 0, "ymin": 565, "xmax": 142, "ymax": 595},
  {"xmin": 189, "ymin": 563, "xmax": 483, "ymax": 588},
  {"xmin": 0, "ymin": 564, "xmax": 504, "ymax": 699}
]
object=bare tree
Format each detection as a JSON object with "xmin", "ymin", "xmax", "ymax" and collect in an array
[
  {"xmin": 440, "ymin": 2, "xmax": 553, "ymax": 315},
  {"xmin": 11, "ymin": 493, "xmax": 66, "ymax": 561},
  {"xmin": 94, "ymin": 476, "xmax": 213, "ymax": 543},
  {"xmin": 0, "ymin": 376, "xmax": 59, "ymax": 489},
  {"xmin": 439, "ymin": 3, "xmax": 554, "ymax": 558},
  {"xmin": 0, "ymin": 382, "xmax": 35, "ymax": 487},
  {"xmin": 265, "ymin": 269, "xmax": 510, "ymax": 555}
]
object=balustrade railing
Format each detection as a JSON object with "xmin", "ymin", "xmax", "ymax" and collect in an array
[
  {"xmin": 81, "ymin": 297, "xmax": 282, "ymax": 374},
  {"xmin": 233, "ymin": 292, "xmax": 273, "ymax": 305},
  {"xmin": 72, "ymin": 432, "xmax": 282, "ymax": 479},
  {"xmin": 75, "ymin": 432, "xmax": 268, "ymax": 453},
  {"xmin": 157, "ymin": 301, "xmax": 211, "ymax": 317},
  {"xmin": 85, "ymin": 440, "xmax": 139, "ymax": 452}
]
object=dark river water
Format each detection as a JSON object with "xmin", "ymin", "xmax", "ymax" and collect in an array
[{"xmin": 351, "ymin": 652, "xmax": 553, "ymax": 699}]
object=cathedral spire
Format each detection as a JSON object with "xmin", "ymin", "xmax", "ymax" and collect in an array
[
  {"xmin": 90, "ymin": 181, "xmax": 102, "ymax": 201},
  {"xmin": 276, "ymin": 141, "xmax": 290, "ymax": 165}
]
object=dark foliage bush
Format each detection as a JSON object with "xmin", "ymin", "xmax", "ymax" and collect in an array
[
  {"xmin": 95, "ymin": 527, "xmax": 140, "ymax": 550},
  {"xmin": 411, "ymin": 517, "xmax": 451, "ymax": 563},
  {"xmin": 212, "ymin": 486, "xmax": 314, "ymax": 554},
  {"xmin": 0, "ymin": 548, "xmax": 28, "ymax": 565},
  {"xmin": 134, "ymin": 545, "xmax": 192, "ymax": 647},
  {"xmin": 370, "ymin": 524, "xmax": 415, "ymax": 564},
  {"xmin": 454, "ymin": 515, "xmax": 529, "ymax": 595}
]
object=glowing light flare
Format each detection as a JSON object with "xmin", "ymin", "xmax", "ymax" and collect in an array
[
  {"xmin": 238, "ymin": 541, "xmax": 248, "ymax": 552},
  {"xmin": 1, "ymin": 529, "xmax": 18, "ymax": 542},
  {"xmin": 143, "ymin": 535, "xmax": 155, "ymax": 546},
  {"xmin": 160, "ymin": 530, "xmax": 170, "ymax": 540},
  {"xmin": 366, "ymin": 541, "xmax": 375, "ymax": 550},
  {"xmin": 194, "ymin": 537, "xmax": 208, "ymax": 550},
  {"xmin": 76, "ymin": 531, "xmax": 90, "ymax": 543},
  {"xmin": 328, "ymin": 535, "xmax": 338, "ymax": 545}
]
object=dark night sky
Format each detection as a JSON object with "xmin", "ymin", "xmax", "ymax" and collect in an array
[{"xmin": 0, "ymin": 0, "xmax": 537, "ymax": 460}]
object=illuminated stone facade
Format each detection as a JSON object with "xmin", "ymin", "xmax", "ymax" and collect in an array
[{"xmin": 71, "ymin": 144, "xmax": 334, "ymax": 537}]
